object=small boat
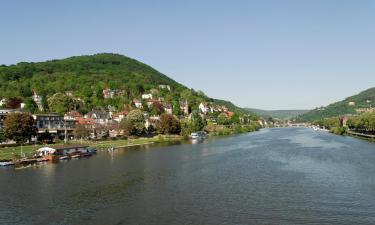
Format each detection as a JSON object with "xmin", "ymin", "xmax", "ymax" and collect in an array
[
  {"xmin": 71, "ymin": 154, "xmax": 81, "ymax": 159},
  {"xmin": 0, "ymin": 161, "xmax": 15, "ymax": 166},
  {"xmin": 190, "ymin": 131, "xmax": 207, "ymax": 139},
  {"xmin": 87, "ymin": 147, "xmax": 97, "ymax": 154},
  {"xmin": 80, "ymin": 152, "xmax": 93, "ymax": 157},
  {"xmin": 59, "ymin": 156, "xmax": 69, "ymax": 160}
]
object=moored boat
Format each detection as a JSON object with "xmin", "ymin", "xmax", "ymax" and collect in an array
[
  {"xmin": 190, "ymin": 131, "xmax": 208, "ymax": 139},
  {"xmin": 0, "ymin": 161, "xmax": 15, "ymax": 166}
]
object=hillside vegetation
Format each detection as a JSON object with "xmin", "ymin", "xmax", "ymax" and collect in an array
[
  {"xmin": 0, "ymin": 53, "xmax": 249, "ymax": 115},
  {"xmin": 296, "ymin": 87, "xmax": 375, "ymax": 122},
  {"xmin": 246, "ymin": 108, "xmax": 309, "ymax": 120}
]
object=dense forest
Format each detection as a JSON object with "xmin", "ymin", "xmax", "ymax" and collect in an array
[
  {"xmin": 0, "ymin": 53, "xmax": 250, "ymax": 115},
  {"xmin": 296, "ymin": 87, "xmax": 375, "ymax": 122}
]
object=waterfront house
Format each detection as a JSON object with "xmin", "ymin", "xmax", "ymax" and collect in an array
[
  {"xmin": 64, "ymin": 111, "xmax": 83, "ymax": 121},
  {"xmin": 112, "ymin": 111, "xmax": 128, "ymax": 123},
  {"xmin": 84, "ymin": 110, "xmax": 112, "ymax": 125},
  {"xmin": 33, "ymin": 113, "xmax": 76, "ymax": 140}
]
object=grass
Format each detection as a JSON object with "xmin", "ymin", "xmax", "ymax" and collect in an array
[{"xmin": 0, "ymin": 135, "xmax": 184, "ymax": 161}]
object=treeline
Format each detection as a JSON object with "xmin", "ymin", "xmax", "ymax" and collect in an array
[{"xmin": 347, "ymin": 112, "xmax": 375, "ymax": 134}]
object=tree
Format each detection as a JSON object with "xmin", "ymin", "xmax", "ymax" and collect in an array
[
  {"xmin": 120, "ymin": 119, "xmax": 136, "ymax": 136},
  {"xmin": 23, "ymin": 97, "xmax": 38, "ymax": 113},
  {"xmin": 73, "ymin": 124, "xmax": 90, "ymax": 142},
  {"xmin": 149, "ymin": 101, "xmax": 164, "ymax": 115},
  {"xmin": 127, "ymin": 109, "xmax": 145, "ymax": 135},
  {"xmin": 156, "ymin": 114, "xmax": 181, "ymax": 135},
  {"xmin": 47, "ymin": 93, "xmax": 74, "ymax": 114},
  {"xmin": 5, "ymin": 97, "xmax": 23, "ymax": 109},
  {"xmin": 0, "ymin": 129, "xmax": 5, "ymax": 143},
  {"xmin": 172, "ymin": 101, "xmax": 181, "ymax": 116},
  {"xmin": 217, "ymin": 113, "xmax": 231, "ymax": 125},
  {"xmin": 190, "ymin": 111, "xmax": 205, "ymax": 131},
  {"xmin": 4, "ymin": 112, "xmax": 37, "ymax": 144}
]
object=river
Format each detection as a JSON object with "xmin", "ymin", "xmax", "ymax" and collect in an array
[{"xmin": 1, "ymin": 128, "xmax": 375, "ymax": 225}]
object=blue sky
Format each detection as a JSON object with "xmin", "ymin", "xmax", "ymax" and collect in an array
[{"xmin": 1, "ymin": 0, "xmax": 375, "ymax": 110}]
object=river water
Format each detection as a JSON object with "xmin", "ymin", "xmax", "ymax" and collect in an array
[{"xmin": 1, "ymin": 128, "xmax": 375, "ymax": 225}]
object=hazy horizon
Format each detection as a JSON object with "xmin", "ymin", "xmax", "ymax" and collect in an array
[{"xmin": 1, "ymin": 0, "xmax": 374, "ymax": 110}]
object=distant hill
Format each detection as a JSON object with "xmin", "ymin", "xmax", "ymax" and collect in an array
[
  {"xmin": 246, "ymin": 108, "xmax": 309, "ymax": 120},
  {"xmin": 0, "ymin": 53, "xmax": 253, "ymax": 116},
  {"xmin": 296, "ymin": 87, "xmax": 375, "ymax": 122}
]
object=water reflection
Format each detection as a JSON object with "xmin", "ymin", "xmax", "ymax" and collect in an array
[{"xmin": 1, "ymin": 128, "xmax": 375, "ymax": 225}]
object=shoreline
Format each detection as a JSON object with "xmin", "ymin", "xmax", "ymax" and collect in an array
[{"xmin": 0, "ymin": 127, "xmax": 261, "ymax": 161}]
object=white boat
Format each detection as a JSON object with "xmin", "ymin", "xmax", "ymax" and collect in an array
[
  {"xmin": 71, "ymin": 154, "xmax": 81, "ymax": 159},
  {"xmin": 0, "ymin": 161, "xmax": 15, "ymax": 166},
  {"xmin": 191, "ymin": 131, "xmax": 207, "ymax": 139},
  {"xmin": 59, "ymin": 156, "xmax": 69, "ymax": 160}
]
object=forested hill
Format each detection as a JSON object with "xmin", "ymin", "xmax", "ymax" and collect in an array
[
  {"xmin": 296, "ymin": 87, "xmax": 375, "ymax": 122},
  {"xmin": 0, "ymin": 53, "xmax": 249, "ymax": 114},
  {"xmin": 246, "ymin": 108, "xmax": 309, "ymax": 120}
]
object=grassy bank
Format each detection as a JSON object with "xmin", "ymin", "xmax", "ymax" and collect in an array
[
  {"xmin": 0, "ymin": 135, "xmax": 184, "ymax": 161},
  {"xmin": 346, "ymin": 133, "xmax": 375, "ymax": 143},
  {"xmin": 208, "ymin": 124, "xmax": 261, "ymax": 136}
]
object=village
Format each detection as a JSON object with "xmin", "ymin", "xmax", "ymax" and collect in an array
[{"xmin": 0, "ymin": 84, "xmax": 262, "ymax": 165}]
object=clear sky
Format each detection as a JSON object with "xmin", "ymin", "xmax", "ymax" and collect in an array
[{"xmin": 1, "ymin": 0, "xmax": 375, "ymax": 110}]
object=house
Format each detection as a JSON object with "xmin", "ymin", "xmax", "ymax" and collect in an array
[
  {"xmin": 141, "ymin": 93, "xmax": 153, "ymax": 100},
  {"xmin": 146, "ymin": 100, "xmax": 155, "ymax": 108},
  {"xmin": 0, "ymin": 99, "xmax": 6, "ymax": 107},
  {"xmin": 103, "ymin": 88, "xmax": 116, "ymax": 99},
  {"xmin": 133, "ymin": 99, "xmax": 143, "ymax": 108},
  {"xmin": 356, "ymin": 108, "xmax": 375, "ymax": 114},
  {"xmin": 226, "ymin": 111, "xmax": 234, "ymax": 118},
  {"xmin": 163, "ymin": 103, "xmax": 173, "ymax": 114},
  {"xmin": 158, "ymin": 96, "xmax": 165, "ymax": 102},
  {"xmin": 112, "ymin": 111, "xmax": 128, "ymax": 123},
  {"xmin": 64, "ymin": 111, "xmax": 83, "ymax": 121},
  {"xmin": 0, "ymin": 109, "xmax": 20, "ymax": 129},
  {"xmin": 348, "ymin": 101, "xmax": 356, "ymax": 106},
  {"xmin": 199, "ymin": 103, "xmax": 212, "ymax": 115},
  {"xmin": 84, "ymin": 110, "xmax": 112, "ymax": 125},
  {"xmin": 65, "ymin": 91, "xmax": 74, "ymax": 97},
  {"xmin": 180, "ymin": 100, "xmax": 189, "ymax": 115},
  {"xmin": 158, "ymin": 85, "xmax": 171, "ymax": 91},
  {"xmin": 32, "ymin": 91, "xmax": 43, "ymax": 111},
  {"xmin": 77, "ymin": 117, "xmax": 95, "ymax": 129},
  {"xmin": 33, "ymin": 113, "xmax": 76, "ymax": 140},
  {"xmin": 145, "ymin": 115, "xmax": 160, "ymax": 129}
]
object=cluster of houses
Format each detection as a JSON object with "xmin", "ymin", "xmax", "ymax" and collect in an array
[{"xmin": 0, "ymin": 84, "xmax": 237, "ymax": 142}]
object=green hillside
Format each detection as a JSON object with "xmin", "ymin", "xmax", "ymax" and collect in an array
[
  {"xmin": 296, "ymin": 87, "xmax": 375, "ymax": 122},
  {"xmin": 0, "ymin": 53, "xmax": 250, "ymax": 115},
  {"xmin": 246, "ymin": 108, "xmax": 309, "ymax": 120}
]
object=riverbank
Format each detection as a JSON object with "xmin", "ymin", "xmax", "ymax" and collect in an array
[
  {"xmin": 0, "ymin": 135, "xmax": 184, "ymax": 161},
  {"xmin": 0, "ymin": 125, "xmax": 262, "ymax": 161}
]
